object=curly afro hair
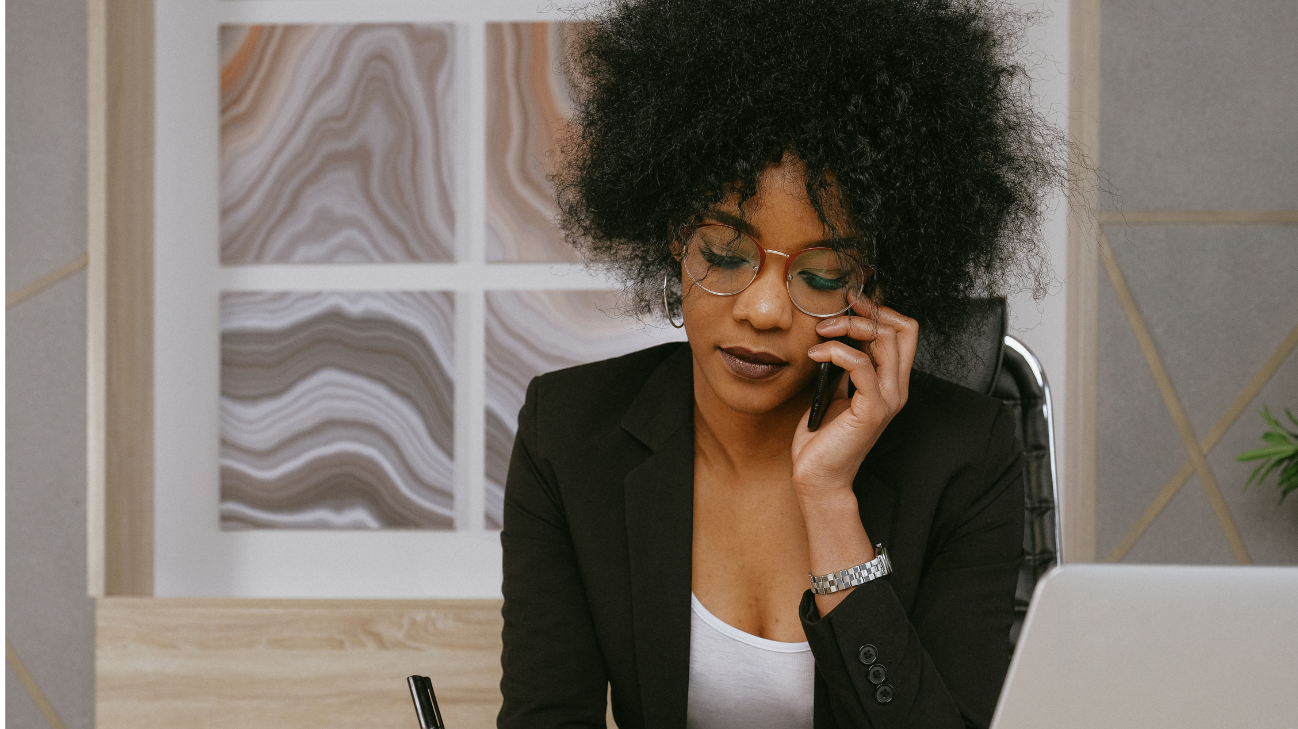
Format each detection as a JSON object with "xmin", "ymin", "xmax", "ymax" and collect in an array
[{"xmin": 554, "ymin": 0, "xmax": 1066, "ymax": 356}]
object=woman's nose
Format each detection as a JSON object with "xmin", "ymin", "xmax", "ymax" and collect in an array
[{"xmin": 732, "ymin": 259, "xmax": 793, "ymax": 330}]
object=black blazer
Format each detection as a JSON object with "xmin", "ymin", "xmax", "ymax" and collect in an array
[{"xmin": 499, "ymin": 342, "xmax": 1024, "ymax": 729}]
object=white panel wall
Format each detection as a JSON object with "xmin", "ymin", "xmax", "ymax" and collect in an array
[
  {"xmin": 1004, "ymin": 2, "xmax": 1073, "ymax": 536},
  {"xmin": 154, "ymin": 0, "xmax": 1073, "ymax": 597}
]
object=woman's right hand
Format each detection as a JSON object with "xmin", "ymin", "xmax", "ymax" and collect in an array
[{"xmin": 789, "ymin": 301, "xmax": 919, "ymax": 501}]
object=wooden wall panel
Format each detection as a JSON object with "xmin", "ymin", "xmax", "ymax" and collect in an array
[
  {"xmin": 87, "ymin": 0, "xmax": 155, "ymax": 596},
  {"xmin": 1064, "ymin": 0, "xmax": 1102, "ymax": 563},
  {"xmin": 96, "ymin": 598, "xmax": 506, "ymax": 729}
]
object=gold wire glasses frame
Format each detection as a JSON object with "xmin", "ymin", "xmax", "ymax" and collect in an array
[{"xmin": 669, "ymin": 223, "xmax": 872, "ymax": 324}]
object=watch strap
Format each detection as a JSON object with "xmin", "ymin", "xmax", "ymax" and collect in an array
[{"xmin": 809, "ymin": 544, "xmax": 891, "ymax": 595}]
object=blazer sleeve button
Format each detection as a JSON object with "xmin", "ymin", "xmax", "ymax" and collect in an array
[
  {"xmin": 868, "ymin": 664, "xmax": 887, "ymax": 685},
  {"xmin": 875, "ymin": 684, "xmax": 894, "ymax": 704},
  {"xmin": 858, "ymin": 644, "xmax": 878, "ymax": 665}
]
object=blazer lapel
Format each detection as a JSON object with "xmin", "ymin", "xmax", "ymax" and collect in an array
[{"xmin": 621, "ymin": 344, "xmax": 695, "ymax": 729}]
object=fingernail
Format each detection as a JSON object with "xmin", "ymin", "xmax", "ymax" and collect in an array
[
  {"xmin": 808, "ymin": 345, "xmax": 821, "ymax": 356},
  {"xmin": 816, "ymin": 318, "xmax": 836, "ymax": 331}
]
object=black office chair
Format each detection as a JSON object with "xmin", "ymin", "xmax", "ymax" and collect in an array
[{"xmin": 913, "ymin": 298, "xmax": 1061, "ymax": 654}]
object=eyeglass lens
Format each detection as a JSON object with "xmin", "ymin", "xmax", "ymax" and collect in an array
[{"xmin": 682, "ymin": 225, "xmax": 867, "ymax": 317}]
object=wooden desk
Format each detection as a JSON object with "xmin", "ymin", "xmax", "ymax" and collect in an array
[{"xmin": 96, "ymin": 598, "xmax": 504, "ymax": 729}]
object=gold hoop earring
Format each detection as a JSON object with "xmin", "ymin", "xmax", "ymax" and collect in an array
[{"xmin": 663, "ymin": 275, "xmax": 685, "ymax": 329}]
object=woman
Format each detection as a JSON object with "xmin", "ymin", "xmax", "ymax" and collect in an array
[{"xmin": 499, "ymin": 0, "xmax": 1063, "ymax": 727}]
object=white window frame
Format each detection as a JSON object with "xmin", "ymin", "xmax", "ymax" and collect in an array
[{"xmin": 155, "ymin": 0, "xmax": 596, "ymax": 598}]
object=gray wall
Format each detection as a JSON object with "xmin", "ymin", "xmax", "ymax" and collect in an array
[
  {"xmin": 6, "ymin": 0, "xmax": 95, "ymax": 727},
  {"xmin": 1096, "ymin": 0, "xmax": 1298, "ymax": 564}
]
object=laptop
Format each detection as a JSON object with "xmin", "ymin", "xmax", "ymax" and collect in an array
[{"xmin": 991, "ymin": 563, "xmax": 1298, "ymax": 729}]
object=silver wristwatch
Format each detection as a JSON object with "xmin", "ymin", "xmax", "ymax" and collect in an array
[{"xmin": 809, "ymin": 544, "xmax": 892, "ymax": 595}]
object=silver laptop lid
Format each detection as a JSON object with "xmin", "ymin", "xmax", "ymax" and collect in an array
[{"xmin": 992, "ymin": 564, "xmax": 1298, "ymax": 729}]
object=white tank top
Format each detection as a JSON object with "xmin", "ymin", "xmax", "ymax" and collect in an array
[{"xmin": 685, "ymin": 593, "xmax": 816, "ymax": 729}]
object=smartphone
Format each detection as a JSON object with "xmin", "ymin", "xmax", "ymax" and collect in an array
[
  {"xmin": 807, "ymin": 336, "xmax": 852, "ymax": 431},
  {"xmin": 407, "ymin": 675, "xmax": 446, "ymax": 729}
]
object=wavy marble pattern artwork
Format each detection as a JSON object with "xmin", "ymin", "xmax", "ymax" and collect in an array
[
  {"xmin": 220, "ymin": 25, "xmax": 456, "ymax": 263},
  {"xmin": 221, "ymin": 292, "xmax": 455, "ymax": 529},
  {"xmin": 484, "ymin": 290, "xmax": 687, "ymax": 527},
  {"xmin": 485, "ymin": 22, "xmax": 581, "ymax": 263}
]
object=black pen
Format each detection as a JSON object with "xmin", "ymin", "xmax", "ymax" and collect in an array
[{"xmin": 407, "ymin": 675, "xmax": 445, "ymax": 729}]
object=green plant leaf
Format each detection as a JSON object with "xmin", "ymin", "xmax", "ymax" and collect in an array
[
  {"xmin": 1254, "ymin": 458, "xmax": 1285, "ymax": 488},
  {"xmin": 1261, "ymin": 406, "xmax": 1281, "ymax": 430},
  {"xmin": 1240, "ymin": 459, "xmax": 1261, "ymax": 487},
  {"xmin": 1245, "ymin": 460, "xmax": 1269, "ymax": 490},
  {"xmin": 1260, "ymin": 432, "xmax": 1293, "ymax": 447},
  {"xmin": 1260, "ymin": 408, "xmax": 1298, "ymax": 440},
  {"xmin": 1280, "ymin": 457, "xmax": 1298, "ymax": 483},
  {"xmin": 1239, "ymin": 406, "xmax": 1298, "ymax": 500},
  {"xmin": 1237, "ymin": 446, "xmax": 1293, "ymax": 461},
  {"xmin": 1278, "ymin": 459, "xmax": 1298, "ymax": 501},
  {"xmin": 1266, "ymin": 409, "xmax": 1298, "ymax": 435}
]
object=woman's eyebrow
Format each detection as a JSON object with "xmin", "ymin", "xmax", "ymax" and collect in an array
[
  {"xmin": 701, "ymin": 210, "xmax": 857, "ymax": 249},
  {"xmin": 699, "ymin": 210, "xmax": 758, "ymax": 237}
]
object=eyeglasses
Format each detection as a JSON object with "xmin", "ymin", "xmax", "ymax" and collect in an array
[{"xmin": 680, "ymin": 223, "xmax": 872, "ymax": 317}]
